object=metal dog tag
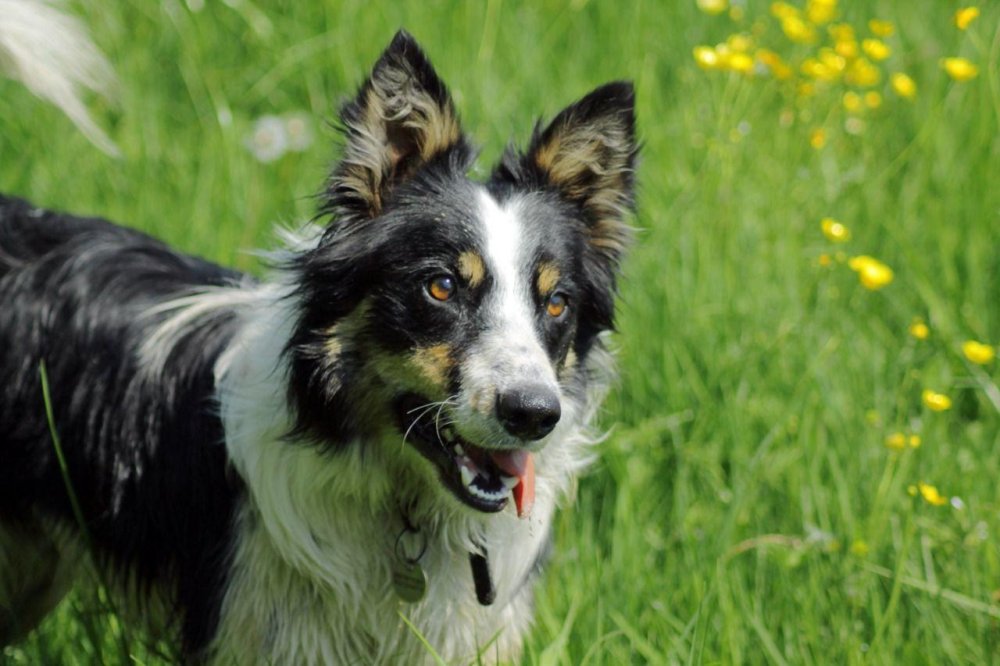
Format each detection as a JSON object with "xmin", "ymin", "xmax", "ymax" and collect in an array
[{"xmin": 392, "ymin": 560, "xmax": 427, "ymax": 603}]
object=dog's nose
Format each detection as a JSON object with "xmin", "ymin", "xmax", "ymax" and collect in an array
[{"xmin": 496, "ymin": 384, "xmax": 561, "ymax": 441}]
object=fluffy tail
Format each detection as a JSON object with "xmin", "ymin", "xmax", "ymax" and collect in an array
[{"xmin": 0, "ymin": 0, "xmax": 119, "ymax": 156}]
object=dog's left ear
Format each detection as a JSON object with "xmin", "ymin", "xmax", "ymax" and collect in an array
[
  {"xmin": 496, "ymin": 82, "xmax": 638, "ymax": 329},
  {"xmin": 324, "ymin": 30, "xmax": 469, "ymax": 221}
]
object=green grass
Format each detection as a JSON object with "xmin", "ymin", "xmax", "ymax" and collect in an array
[{"xmin": 2, "ymin": 0, "xmax": 999, "ymax": 663}]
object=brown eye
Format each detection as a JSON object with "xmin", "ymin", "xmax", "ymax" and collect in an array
[
  {"xmin": 428, "ymin": 275, "xmax": 455, "ymax": 302},
  {"xmin": 546, "ymin": 292, "xmax": 568, "ymax": 318}
]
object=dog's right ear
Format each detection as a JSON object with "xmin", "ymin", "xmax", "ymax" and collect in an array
[{"xmin": 323, "ymin": 30, "xmax": 469, "ymax": 221}]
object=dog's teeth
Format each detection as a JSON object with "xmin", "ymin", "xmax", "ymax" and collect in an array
[
  {"xmin": 501, "ymin": 474, "xmax": 519, "ymax": 490},
  {"xmin": 460, "ymin": 464, "xmax": 475, "ymax": 488}
]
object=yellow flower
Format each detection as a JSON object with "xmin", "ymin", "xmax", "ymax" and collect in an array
[
  {"xmin": 697, "ymin": 0, "xmax": 729, "ymax": 15},
  {"xmin": 942, "ymin": 58, "xmax": 979, "ymax": 82},
  {"xmin": 798, "ymin": 82, "xmax": 816, "ymax": 98},
  {"xmin": 771, "ymin": 2, "xmax": 799, "ymax": 20},
  {"xmin": 862, "ymin": 39, "xmax": 891, "ymax": 61},
  {"xmin": 730, "ymin": 5, "xmax": 745, "ymax": 21},
  {"xmin": 782, "ymin": 16, "xmax": 817, "ymax": 44},
  {"xmin": 727, "ymin": 33, "xmax": 753, "ymax": 53},
  {"xmin": 818, "ymin": 253, "xmax": 833, "ymax": 267},
  {"xmin": 891, "ymin": 72, "xmax": 917, "ymax": 99},
  {"xmin": 845, "ymin": 58, "xmax": 881, "ymax": 87},
  {"xmin": 842, "ymin": 91, "xmax": 863, "ymax": 113},
  {"xmin": 922, "ymin": 389, "xmax": 952, "ymax": 412},
  {"xmin": 848, "ymin": 255, "xmax": 893, "ymax": 290},
  {"xmin": 802, "ymin": 58, "xmax": 839, "ymax": 82},
  {"xmin": 954, "ymin": 7, "xmax": 980, "ymax": 30},
  {"xmin": 917, "ymin": 482, "xmax": 948, "ymax": 506},
  {"xmin": 694, "ymin": 46, "xmax": 722, "ymax": 70},
  {"xmin": 909, "ymin": 318, "xmax": 929, "ymax": 340},
  {"xmin": 908, "ymin": 434, "xmax": 921, "ymax": 448},
  {"xmin": 868, "ymin": 19, "xmax": 895, "ymax": 37},
  {"xmin": 821, "ymin": 217, "xmax": 851, "ymax": 242},
  {"xmin": 722, "ymin": 52, "xmax": 753, "ymax": 74},
  {"xmin": 828, "ymin": 23, "xmax": 855, "ymax": 42},
  {"xmin": 885, "ymin": 432, "xmax": 907, "ymax": 450},
  {"xmin": 962, "ymin": 340, "xmax": 996, "ymax": 365},
  {"xmin": 757, "ymin": 49, "xmax": 793, "ymax": 79},
  {"xmin": 834, "ymin": 38, "xmax": 859, "ymax": 59},
  {"xmin": 806, "ymin": 0, "xmax": 837, "ymax": 25},
  {"xmin": 864, "ymin": 91, "xmax": 883, "ymax": 109},
  {"xmin": 850, "ymin": 539, "xmax": 870, "ymax": 556},
  {"xmin": 810, "ymin": 127, "xmax": 827, "ymax": 149}
]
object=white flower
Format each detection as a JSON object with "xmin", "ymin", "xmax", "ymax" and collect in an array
[{"xmin": 245, "ymin": 115, "xmax": 288, "ymax": 163}]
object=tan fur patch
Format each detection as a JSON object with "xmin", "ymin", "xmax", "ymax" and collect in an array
[
  {"xmin": 531, "ymin": 115, "xmax": 634, "ymax": 259},
  {"xmin": 536, "ymin": 262, "xmax": 561, "ymax": 295},
  {"xmin": 411, "ymin": 344, "xmax": 454, "ymax": 388},
  {"xmin": 458, "ymin": 251, "xmax": 486, "ymax": 288}
]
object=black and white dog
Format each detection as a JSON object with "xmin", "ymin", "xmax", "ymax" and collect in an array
[{"xmin": 0, "ymin": 6, "xmax": 637, "ymax": 664}]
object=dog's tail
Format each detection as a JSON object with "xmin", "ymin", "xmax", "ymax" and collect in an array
[{"xmin": 0, "ymin": 0, "xmax": 119, "ymax": 156}]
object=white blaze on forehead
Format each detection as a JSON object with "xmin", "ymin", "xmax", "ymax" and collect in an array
[{"xmin": 476, "ymin": 189, "xmax": 531, "ymax": 327}]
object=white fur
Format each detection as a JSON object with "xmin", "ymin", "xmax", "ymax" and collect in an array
[
  {"xmin": 0, "ymin": 0, "xmax": 118, "ymax": 155},
  {"xmin": 452, "ymin": 189, "xmax": 561, "ymax": 449}
]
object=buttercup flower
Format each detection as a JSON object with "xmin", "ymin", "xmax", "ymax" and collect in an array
[
  {"xmin": 885, "ymin": 432, "xmax": 906, "ymax": 450},
  {"xmin": 697, "ymin": 0, "xmax": 729, "ymax": 15},
  {"xmin": 909, "ymin": 318, "xmax": 929, "ymax": 340},
  {"xmin": 806, "ymin": 0, "xmax": 836, "ymax": 25},
  {"xmin": 942, "ymin": 57, "xmax": 979, "ymax": 81},
  {"xmin": 954, "ymin": 7, "xmax": 980, "ymax": 30},
  {"xmin": 848, "ymin": 255, "xmax": 893, "ymax": 290},
  {"xmin": 868, "ymin": 19, "xmax": 895, "ymax": 37},
  {"xmin": 962, "ymin": 340, "xmax": 996, "ymax": 365},
  {"xmin": 864, "ymin": 91, "xmax": 882, "ymax": 109},
  {"xmin": 861, "ymin": 38, "xmax": 890, "ymax": 61},
  {"xmin": 842, "ymin": 91, "xmax": 862, "ymax": 113},
  {"xmin": 821, "ymin": 217, "xmax": 851, "ymax": 242},
  {"xmin": 908, "ymin": 434, "xmax": 921, "ymax": 448},
  {"xmin": 891, "ymin": 72, "xmax": 917, "ymax": 99},
  {"xmin": 922, "ymin": 389, "xmax": 952, "ymax": 412},
  {"xmin": 694, "ymin": 46, "xmax": 722, "ymax": 70},
  {"xmin": 809, "ymin": 127, "xmax": 827, "ymax": 149},
  {"xmin": 917, "ymin": 482, "xmax": 949, "ymax": 506}
]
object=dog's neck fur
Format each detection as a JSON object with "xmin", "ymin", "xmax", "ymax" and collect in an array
[{"xmin": 204, "ymin": 278, "xmax": 601, "ymax": 664}]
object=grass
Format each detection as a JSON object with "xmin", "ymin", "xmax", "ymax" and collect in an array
[{"xmin": 2, "ymin": 0, "xmax": 999, "ymax": 663}]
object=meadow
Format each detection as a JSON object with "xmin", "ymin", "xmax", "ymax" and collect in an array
[{"xmin": 1, "ymin": 0, "xmax": 998, "ymax": 663}]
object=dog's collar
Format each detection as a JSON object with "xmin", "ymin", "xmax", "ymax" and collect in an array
[{"xmin": 393, "ymin": 510, "xmax": 495, "ymax": 606}]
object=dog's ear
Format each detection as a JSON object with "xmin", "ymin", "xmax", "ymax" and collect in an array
[
  {"xmin": 497, "ymin": 82, "xmax": 637, "ymax": 272},
  {"xmin": 324, "ymin": 30, "xmax": 469, "ymax": 221},
  {"xmin": 496, "ymin": 82, "xmax": 638, "ymax": 331}
]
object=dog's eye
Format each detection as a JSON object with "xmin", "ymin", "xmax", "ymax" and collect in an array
[
  {"xmin": 428, "ymin": 275, "xmax": 456, "ymax": 302},
  {"xmin": 546, "ymin": 292, "xmax": 568, "ymax": 318}
]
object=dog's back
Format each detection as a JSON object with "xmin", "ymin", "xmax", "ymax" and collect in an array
[{"xmin": 0, "ymin": 195, "xmax": 246, "ymax": 651}]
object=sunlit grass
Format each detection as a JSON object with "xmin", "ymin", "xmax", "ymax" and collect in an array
[{"xmin": 2, "ymin": 0, "xmax": 998, "ymax": 663}]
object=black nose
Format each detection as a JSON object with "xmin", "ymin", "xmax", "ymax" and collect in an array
[{"xmin": 496, "ymin": 384, "xmax": 561, "ymax": 441}]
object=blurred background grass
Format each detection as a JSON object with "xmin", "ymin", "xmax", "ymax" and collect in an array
[{"xmin": 2, "ymin": 0, "xmax": 999, "ymax": 663}]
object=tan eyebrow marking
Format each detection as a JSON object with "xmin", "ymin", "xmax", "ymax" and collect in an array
[
  {"xmin": 457, "ymin": 251, "xmax": 486, "ymax": 288},
  {"xmin": 536, "ymin": 261, "xmax": 561, "ymax": 295}
]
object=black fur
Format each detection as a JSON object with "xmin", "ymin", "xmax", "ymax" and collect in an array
[{"xmin": 0, "ymin": 195, "xmax": 246, "ymax": 656}]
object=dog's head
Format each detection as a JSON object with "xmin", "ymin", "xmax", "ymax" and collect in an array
[{"xmin": 287, "ymin": 31, "xmax": 636, "ymax": 515}]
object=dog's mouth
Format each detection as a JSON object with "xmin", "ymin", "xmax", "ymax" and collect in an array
[{"xmin": 396, "ymin": 393, "xmax": 535, "ymax": 517}]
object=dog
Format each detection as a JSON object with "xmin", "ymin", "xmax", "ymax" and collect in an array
[{"xmin": 0, "ymin": 6, "xmax": 637, "ymax": 664}]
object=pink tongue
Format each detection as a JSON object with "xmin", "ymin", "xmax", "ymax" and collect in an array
[
  {"xmin": 489, "ymin": 450, "xmax": 535, "ymax": 518},
  {"xmin": 489, "ymin": 449, "xmax": 530, "ymax": 477}
]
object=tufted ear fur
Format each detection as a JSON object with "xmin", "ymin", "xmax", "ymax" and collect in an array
[
  {"xmin": 495, "ymin": 81, "xmax": 638, "ymax": 332},
  {"xmin": 323, "ymin": 30, "xmax": 470, "ymax": 221}
]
